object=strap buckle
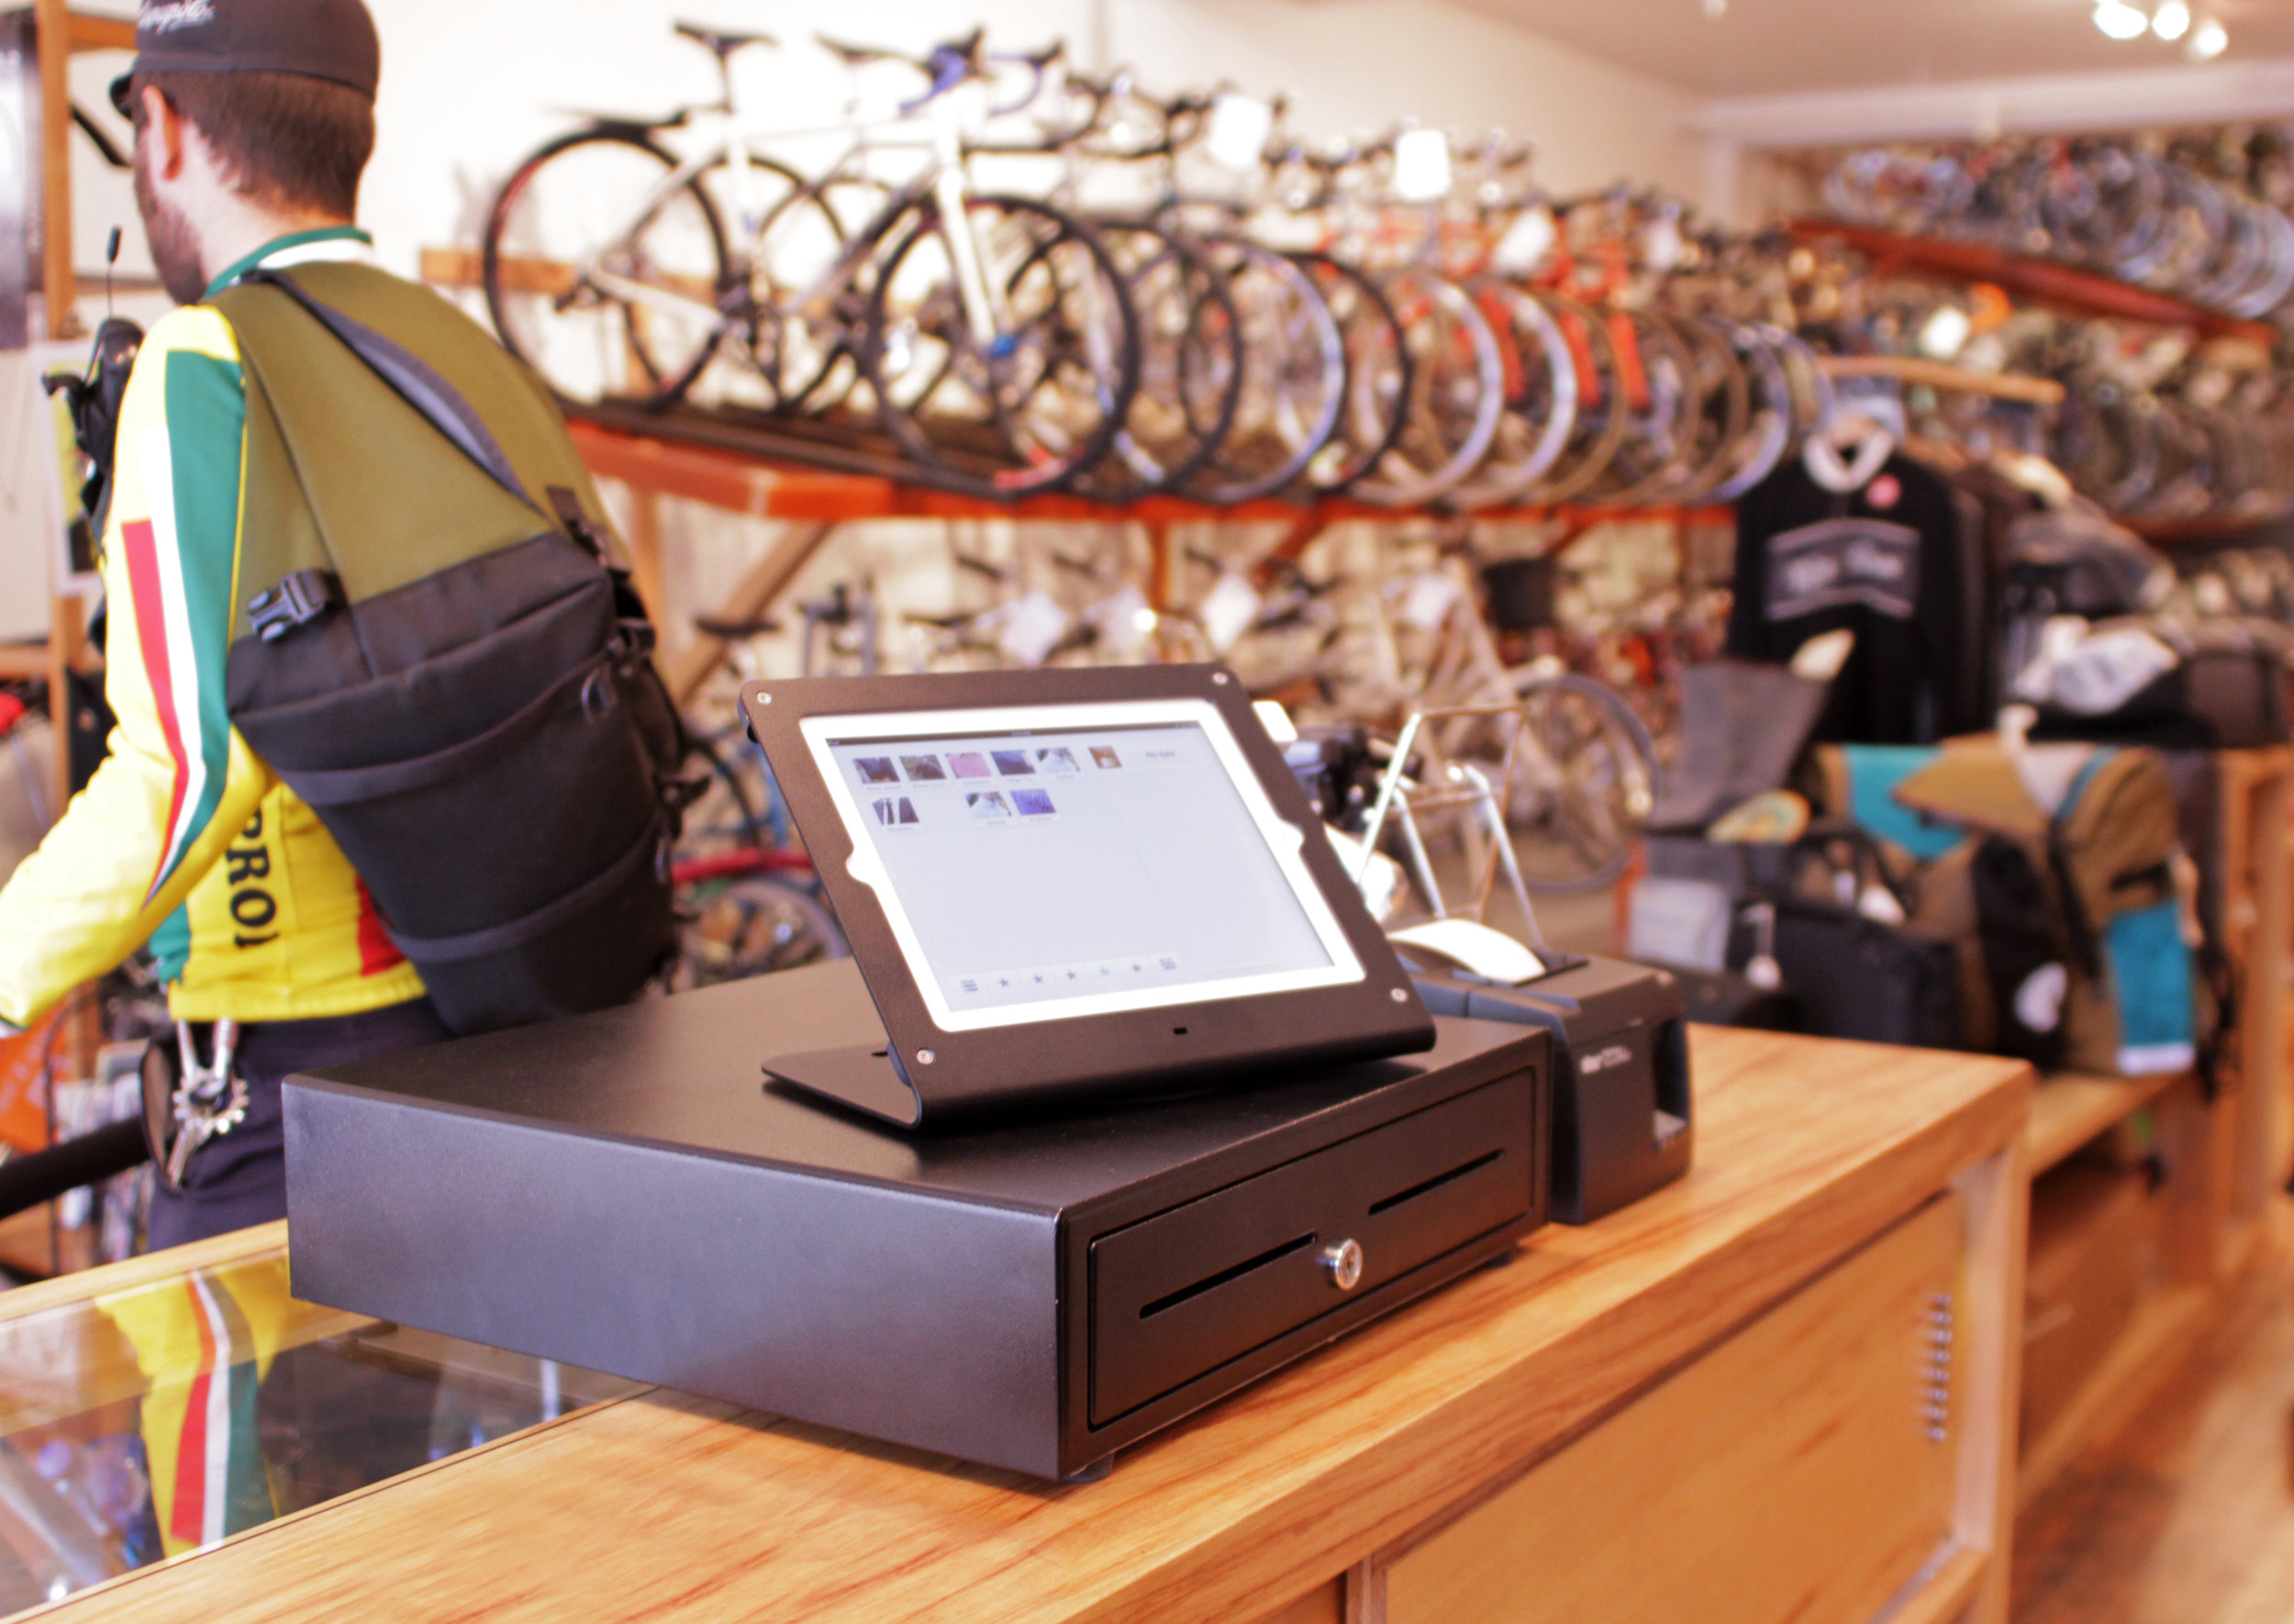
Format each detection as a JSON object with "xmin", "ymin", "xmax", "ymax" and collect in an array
[{"xmin": 247, "ymin": 569, "xmax": 344, "ymax": 642}]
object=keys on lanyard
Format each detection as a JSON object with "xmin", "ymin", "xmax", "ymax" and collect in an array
[{"xmin": 165, "ymin": 1018, "xmax": 248, "ymax": 1188}]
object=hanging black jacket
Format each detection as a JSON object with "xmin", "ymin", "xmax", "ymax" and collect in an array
[{"xmin": 1727, "ymin": 452, "xmax": 1988, "ymax": 744}]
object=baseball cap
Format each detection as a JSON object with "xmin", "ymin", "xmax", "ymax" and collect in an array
[{"xmin": 108, "ymin": 0, "xmax": 380, "ymax": 118}]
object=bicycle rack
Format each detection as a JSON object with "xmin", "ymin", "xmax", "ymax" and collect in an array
[{"xmin": 1351, "ymin": 700, "xmax": 1543, "ymax": 946}]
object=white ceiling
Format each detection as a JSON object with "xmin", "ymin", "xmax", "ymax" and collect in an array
[{"xmin": 1458, "ymin": 0, "xmax": 2294, "ymax": 96}]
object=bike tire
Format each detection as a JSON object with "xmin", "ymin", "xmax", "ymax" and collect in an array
[
  {"xmin": 863, "ymin": 194, "xmax": 1141, "ymax": 496},
  {"xmin": 1445, "ymin": 278, "xmax": 1580, "ymax": 510},
  {"xmin": 725, "ymin": 158, "xmax": 863, "ymax": 415},
  {"xmin": 483, "ymin": 126, "xmax": 731, "ymax": 409},
  {"xmin": 1178, "ymin": 236, "xmax": 1346, "ymax": 505},
  {"xmin": 1288, "ymin": 251, "xmax": 1413, "ymax": 496},
  {"xmin": 1505, "ymin": 670, "xmax": 1658, "ymax": 894},
  {"xmin": 1353, "ymin": 268, "xmax": 1506, "ymax": 507},
  {"xmin": 671, "ymin": 872, "xmax": 849, "ymax": 991},
  {"xmin": 1072, "ymin": 218, "xmax": 1245, "ymax": 502}
]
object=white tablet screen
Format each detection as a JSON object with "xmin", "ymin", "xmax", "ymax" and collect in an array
[{"xmin": 802, "ymin": 700, "xmax": 1363, "ymax": 1030}]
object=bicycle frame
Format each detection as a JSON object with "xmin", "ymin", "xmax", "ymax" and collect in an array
[{"xmin": 571, "ymin": 83, "xmax": 1012, "ymax": 349}]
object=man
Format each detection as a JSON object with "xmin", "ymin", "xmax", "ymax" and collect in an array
[{"xmin": 0, "ymin": 0, "xmax": 452, "ymax": 1248}]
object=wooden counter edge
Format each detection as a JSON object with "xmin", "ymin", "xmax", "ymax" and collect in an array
[
  {"xmin": 1075, "ymin": 1055, "xmax": 2034, "ymax": 1624},
  {"xmin": 0, "ymin": 1221, "xmax": 291, "ymax": 1323}
]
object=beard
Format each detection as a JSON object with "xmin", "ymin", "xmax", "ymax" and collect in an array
[{"xmin": 133, "ymin": 145, "xmax": 207, "ymax": 306}]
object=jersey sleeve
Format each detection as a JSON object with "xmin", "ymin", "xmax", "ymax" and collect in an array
[{"xmin": 0, "ymin": 307, "xmax": 272, "ymax": 1027}]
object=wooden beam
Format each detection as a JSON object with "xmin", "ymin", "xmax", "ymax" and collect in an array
[
  {"xmin": 421, "ymin": 245, "xmax": 575, "ymax": 299},
  {"xmin": 1787, "ymin": 218, "xmax": 2276, "ymax": 347},
  {"xmin": 1817, "ymin": 353, "xmax": 2066, "ymax": 407},
  {"xmin": 64, "ymin": 11, "xmax": 132, "ymax": 50},
  {"xmin": 34, "ymin": 0, "xmax": 72, "ymax": 339},
  {"xmin": 659, "ymin": 520, "xmax": 838, "ymax": 706}
]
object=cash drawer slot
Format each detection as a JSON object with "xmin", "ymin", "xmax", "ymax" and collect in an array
[
  {"xmin": 1140, "ymin": 1233, "xmax": 1319, "ymax": 1319},
  {"xmin": 1089, "ymin": 1073, "xmax": 1534, "ymax": 1426}
]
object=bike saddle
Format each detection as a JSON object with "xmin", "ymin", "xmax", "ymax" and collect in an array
[
  {"xmin": 815, "ymin": 33, "xmax": 897, "ymax": 68},
  {"xmin": 692, "ymin": 613, "xmax": 782, "ymax": 640},
  {"xmin": 997, "ymin": 39, "xmax": 1065, "ymax": 72},
  {"xmin": 674, "ymin": 19, "xmax": 776, "ymax": 57}
]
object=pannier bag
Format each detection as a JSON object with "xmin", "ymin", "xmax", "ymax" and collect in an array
[
  {"xmin": 1764, "ymin": 824, "xmax": 1964, "ymax": 1051},
  {"xmin": 211, "ymin": 266, "xmax": 682, "ymax": 1034},
  {"xmin": 1895, "ymin": 742, "xmax": 2199, "ymax": 1077}
]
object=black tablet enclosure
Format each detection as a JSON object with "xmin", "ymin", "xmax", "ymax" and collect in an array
[{"xmin": 740, "ymin": 665, "xmax": 1434, "ymax": 1126}]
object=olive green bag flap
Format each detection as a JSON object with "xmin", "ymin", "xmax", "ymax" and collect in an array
[{"xmin": 211, "ymin": 266, "xmax": 675, "ymax": 1034}]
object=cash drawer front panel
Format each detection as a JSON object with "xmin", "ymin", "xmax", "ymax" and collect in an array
[{"xmin": 1089, "ymin": 1073, "xmax": 1534, "ymax": 1426}]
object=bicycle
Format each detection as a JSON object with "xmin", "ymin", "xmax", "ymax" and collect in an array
[{"xmin": 483, "ymin": 24, "xmax": 1141, "ymax": 496}]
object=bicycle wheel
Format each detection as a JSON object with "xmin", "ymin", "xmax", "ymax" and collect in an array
[
  {"xmin": 1656, "ymin": 316, "xmax": 1754, "ymax": 505},
  {"xmin": 1353, "ymin": 268, "xmax": 1506, "ymax": 507},
  {"xmin": 671, "ymin": 872, "xmax": 850, "ymax": 990},
  {"xmin": 1072, "ymin": 219, "xmax": 1244, "ymax": 501},
  {"xmin": 1579, "ymin": 312, "xmax": 1701, "ymax": 506},
  {"xmin": 1702, "ymin": 322, "xmax": 1794, "ymax": 505},
  {"xmin": 484, "ymin": 128, "xmax": 730, "ymax": 407},
  {"xmin": 1179, "ymin": 237, "xmax": 1345, "ymax": 505},
  {"xmin": 1516, "ymin": 292, "xmax": 1631, "ymax": 506},
  {"xmin": 1289, "ymin": 251, "xmax": 1412, "ymax": 496},
  {"xmin": 1506, "ymin": 671, "xmax": 1657, "ymax": 893},
  {"xmin": 717, "ymin": 162, "xmax": 865, "ymax": 414},
  {"xmin": 863, "ymin": 195, "xmax": 1141, "ymax": 496},
  {"xmin": 1446, "ymin": 279, "xmax": 1579, "ymax": 510}
]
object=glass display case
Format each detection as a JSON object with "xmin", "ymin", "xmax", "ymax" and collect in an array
[{"xmin": 0, "ymin": 1233, "xmax": 640, "ymax": 1613}]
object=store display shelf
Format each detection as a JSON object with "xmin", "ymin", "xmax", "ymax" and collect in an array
[
  {"xmin": 2121, "ymin": 512, "xmax": 2294, "ymax": 548},
  {"xmin": 2023, "ymin": 1069, "xmax": 2185, "ymax": 1178},
  {"xmin": 1784, "ymin": 218, "xmax": 2278, "ymax": 346},
  {"xmin": 564, "ymin": 408, "xmax": 1730, "ymax": 530},
  {"xmin": 2015, "ymin": 1281, "xmax": 2210, "ymax": 1508}
]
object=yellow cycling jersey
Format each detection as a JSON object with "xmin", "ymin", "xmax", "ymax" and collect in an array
[{"xmin": 0, "ymin": 228, "xmax": 427, "ymax": 1026}]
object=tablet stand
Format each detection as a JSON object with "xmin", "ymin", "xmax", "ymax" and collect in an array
[{"xmin": 763, "ymin": 1045, "xmax": 924, "ymax": 1128}]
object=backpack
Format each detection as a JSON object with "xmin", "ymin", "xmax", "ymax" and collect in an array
[
  {"xmin": 2044, "ymin": 749, "xmax": 2199, "ymax": 1075},
  {"xmin": 206, "ymin": 265, "xmax": 685, "ymax": 1035},
  {"xmin": 1892, "ymin": 742, "xmax": 2200, "ymax": 1077}
]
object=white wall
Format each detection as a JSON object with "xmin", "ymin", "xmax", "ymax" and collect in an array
[
  {"xmin": 1104, "ymin": 0, "xmax": 1705, "ymax": 208},
  {"xmin": 347, "ymin": 0, "xmax": 1706, "ymax": 275},
  {"xmin": 58, "ymin": 0, "xmax": 1710, "ymax": 287}
]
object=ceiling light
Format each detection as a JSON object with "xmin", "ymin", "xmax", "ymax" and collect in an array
[
  {"xmin": 2152, "ymin": 0, "xmax": 2190, "ymax": 40},
  {"xmin": 2189, "ymin": 16, "xmax": 2228, "ymax": 56},
  {"xmin": 2093, "ymin": 0, "xmax": 2150, "ymax": 39}
]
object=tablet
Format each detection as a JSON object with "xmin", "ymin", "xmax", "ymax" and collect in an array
[{"xmin": 740, "ymin": 666, "xmax": 1433, "ymax": 1126}]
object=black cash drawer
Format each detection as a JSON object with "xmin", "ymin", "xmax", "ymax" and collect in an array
[{"xmin": 1088, "ymin": 1072, "xmax": 1536, "ymax": 1425}]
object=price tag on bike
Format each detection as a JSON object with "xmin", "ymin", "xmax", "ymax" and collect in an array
[
  {"xmin": 1206, "ymin": 93, "xmax": 1275, "ymax": 173},
  {"xmin": 1393, "ymin": 128, "xmax": 1453, "ymax": 203}
]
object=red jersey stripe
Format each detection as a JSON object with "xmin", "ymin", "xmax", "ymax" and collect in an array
[
  {"xmin": 353, "ymin": 877, "xmax": 406, "ymax": 975},
  {"xmin": 119, "ymin": 518, "xmax": 193, "ymax": 904}
]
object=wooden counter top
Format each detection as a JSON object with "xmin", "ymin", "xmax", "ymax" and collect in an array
[{"xmin": 39, "ymin": 1028, "xmax": 2030, "ymax": 1624}]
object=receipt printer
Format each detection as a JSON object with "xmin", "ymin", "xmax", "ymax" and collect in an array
[{"xmin": 1397, "ymin": 930, "xmax": 1690, "ymax": 1224}]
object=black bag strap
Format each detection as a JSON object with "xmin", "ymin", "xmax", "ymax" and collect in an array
[{"xmin": 241, "ymin": 268, "xmax": 533, "ymax": 506}]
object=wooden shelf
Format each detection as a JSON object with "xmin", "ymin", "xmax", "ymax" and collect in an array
[
  {"xmin": 2024, "ymin": 1069, "xmax": 2183, "ymax": 1178},
  {"xmin": 2122, "ymin": 513, "xmax": 2294, "ymax": 548},
  {"xmin": 1785, "ymin": 218, "xmax": 2278, "ymax": 346},
  {"xmin": 564, "ymin": 412, "xmax": 1728, "ymax": 529}
]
